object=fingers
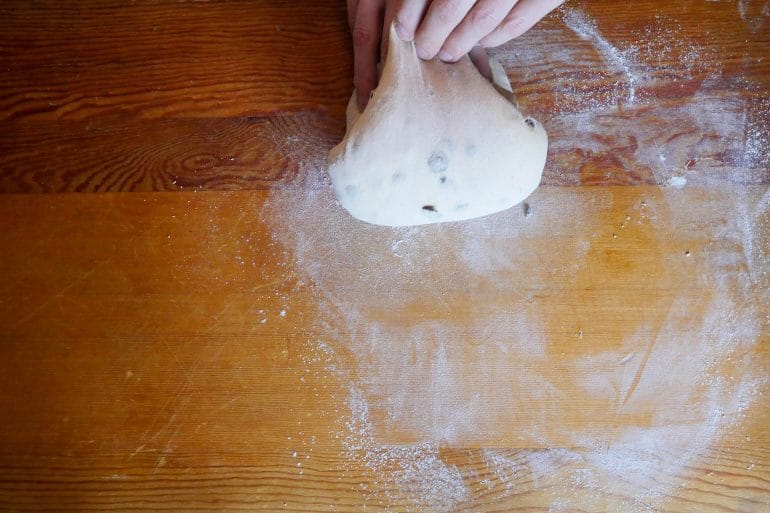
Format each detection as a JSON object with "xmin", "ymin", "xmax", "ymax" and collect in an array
[
  {"xmin": 380, "ymin": 0, "xmax": 400, "ymax": 63},
  {"xmin": 414, "ymin": 0, "xmax": 477, "ymax": 60},
  {"xmin": 352, "ymin": 0, "xmax": 385, "ymax": 111},
  {"xmin": 347, "ymin": 0, "xmax": 359, "ymax": 29},
  {"xmin": 394, "ymin": 0, "xmax": 431, "ymax": 41},
  {"xmin": 438, "ymin": 0, "xmax": 516, "ymax": 62},
  {"xmin": 349, "ymin": 0, "xmax": 562, "ymax": 112},
  {"xmin": 479, "ymin": 0, "xmax": 564, "ymax": 47}
]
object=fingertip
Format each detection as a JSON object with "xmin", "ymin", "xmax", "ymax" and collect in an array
[
  {"xmin": 394, "ymin": 19, "xmax": 412, "ymax": 41},
  {"xmin": 394, "ymin": 0, "xmax": 427, "ymax": 41},
  {"xmin": 438, "ymin": 50, "xmax": 456, "ymax": 63},
  {"xmin": 414, "ymin": 40, "xmax": 438, "ymax": 61}
]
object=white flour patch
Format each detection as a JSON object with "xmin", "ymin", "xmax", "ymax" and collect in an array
[
  {"xmin": 540, "ymin": 63, "xmax": 768, "ymax": 186},
  {"xmin": 263, "ymin": 162, "xmax": 601, "ymax": 442},
  {"xmin": 633, "ymin": 90, "xmax": 768, "ymax": 184},
  {"xmin": 741, "ymin": 96, "xmax": 770, "ymax": 169},
  {"xmin": 263, "ymin": 161, "xmax": 766, "ymax": 510},
  {"xmin": 560, "ymin": 8, "xmax": 639, "ymax": 105},
  {"xmin": 632, "ymin": 15, "xmax": 707, "ymax": 83},
  {"xmin": 738, "ymin": 0, "xmax": 770, "ymax": 32},
  {"xmin": 260, "ymin": 6, "xmax": 768, "ymax": 511},
  {"xmin": 483, "ymin": 449, "xmax": 526, "ymax": 492},
  {"xmin": 666, "ymin": 175, "xmax": 687, "ymax": 188},
  {"xmin": 502, "ymin": 7, "xmax": 768, "ymax": 186},
  {"xmin": 343, "ymin": 385, "xmax": 469, "ymax": 512}
]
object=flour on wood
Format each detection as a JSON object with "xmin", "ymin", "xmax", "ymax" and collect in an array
[{"xmin": 262, "ymin": 6, "xmax": 769, "ymax": 510}]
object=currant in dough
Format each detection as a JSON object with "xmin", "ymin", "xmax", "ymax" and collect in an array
[{"xmin": 328, "ymin": 24, "xmax": 548, "ymax": 227}]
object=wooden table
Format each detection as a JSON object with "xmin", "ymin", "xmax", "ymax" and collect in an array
[{"xmin": 1, "ymin": 1, "xmax": 768, "ymax": 511}]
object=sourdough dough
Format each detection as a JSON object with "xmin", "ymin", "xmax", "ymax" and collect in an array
[{"xmin": 328, "ymin": 24, "xmax": 548, "ymax": 227}]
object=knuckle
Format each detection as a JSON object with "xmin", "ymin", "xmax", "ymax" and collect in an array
[
  {"xmin": 395, "ymin": 11, "xmax": 416, "ymax": 32},
  {"xmin": 469, "ymin": 5, "xmax": 498, "ymax": 26},
  {"xmin": 352, "ymin": 27, "xmax": 375, "ymax": 47},
  {"xmin": 436, "ymin": 0, "xmax": 465, "ymax": 23},
  {"xmin": 501, "ymin": 14, "xmax": 526, "ymax": 37}
]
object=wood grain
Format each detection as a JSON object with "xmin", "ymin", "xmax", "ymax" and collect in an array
[
  {"xmin": 0, "ymin": 1, "xmax": 351, "ymax": 121},
  {"xmin": 0, "ymin": 0, "xmax": 767, "ymax": 192},
  {"xmin": 0, "ymin": 114, "xmax": 339, "ymax": 192},
  {"xmin": 0, "ymin": 189, "xmax": 768, "ymax": 512},
  {"xmin": 0, "ymin": 0, "xmax": 350, "ymax": 192},
  {"xmin": 0, "ymin": 0, "xmax": 768, "ymax": 512}
]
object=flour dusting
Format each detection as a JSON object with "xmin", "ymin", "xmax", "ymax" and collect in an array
[
  {"xmin": 344, "ymin": 385, "xmax": 469, "ymax": 512},
  {"xmin": 560, "ymin": 8, "xmax": 639, "ymax": 105},
  {"xmin": 260, "ymin": 5, "xmax": 769, "ymax": 511},
  {"xmin": 262, "ymin": 160, "xmax": 766, "ymax": 510}
]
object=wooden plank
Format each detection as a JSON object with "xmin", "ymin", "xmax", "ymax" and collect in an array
[
  {"xmin": 0, "ymin": 1, "xmax": 351, "ymax": 121},
  {"xmin": 0, "ymin": 0, "xmax": 766, "ymax": 123},
  {"xmin": 0, "ymin": 188, "xmax": 767, "ymax": 511},
  {"xmin": 0, "ymin": 114, "xmax": 340, "ymax": 192},
  {"xmin": 0, "ymin": 0, "xmax": 768, "ymax": 511},
  {"xmin": 0, "ymin": 0, "xmax": 768, "ymax": 192}
]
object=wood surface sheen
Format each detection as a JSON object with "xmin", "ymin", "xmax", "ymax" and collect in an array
[{"xmin": 0, "ymin": 1, "xmax": 768, "ymax": 513}]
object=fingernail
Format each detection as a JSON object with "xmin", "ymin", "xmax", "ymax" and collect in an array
[
  {"xmin": 416, "ymin": 46, "xmax": 431, "ymax": 60},
  {"xmin": 394, "ymin": 20, "xmax": 410, "ymax": 41},
  {"xmin": 438, "ymin": 50, "xmax": 454, "ymax": 62}
]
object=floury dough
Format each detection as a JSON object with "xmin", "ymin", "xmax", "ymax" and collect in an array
[{"xmin": 328, "ymin": 24, "xmax": 548, "ymax": 227}]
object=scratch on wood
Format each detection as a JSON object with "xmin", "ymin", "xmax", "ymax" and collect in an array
[
  {"xmin": 129, "ymin": 444, "xmax": 145, "ymax": 459},
  {"xmin": 622, "ymin": 337, "xmax": 658, "ymax": 406},
  {"xmin": 151, "ymin": 455, "xmax": 167, "ymax": 475},
  {"xmin": 12, "ymin": 262, "xmax": 102, "ymax": 327},
  {"xmin": 249, "ymin": 270, "xmax": 296, "ymax": 293}
]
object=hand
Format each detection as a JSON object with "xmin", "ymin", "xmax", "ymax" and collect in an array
[
  {"xmin": 348, "ymin": 0, "xmax": 565, "ymax": 111},
  {"xmin": 400, "ymin": 0, "xmax": 565, "ymax": 62}
]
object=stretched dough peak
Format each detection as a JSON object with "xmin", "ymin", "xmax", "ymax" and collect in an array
[{"xmin": 328, "ymin": 23, "xmax": 548, "ymax": 227}]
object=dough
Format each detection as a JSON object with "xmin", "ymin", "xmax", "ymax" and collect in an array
[{"xmin": 328, "ymin": 24, "xmax": 548, "ymax": 227}]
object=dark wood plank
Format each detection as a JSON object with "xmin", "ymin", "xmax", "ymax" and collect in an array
[
  {"xmin": 0, "ymin": 0, "xmax": 768, "ymax": 192},
  {"xmin": 0, "ymin": 1, "xmax": 352, "ymax": 121},
  {"xmin": 0, "ymin": 114, "xmax": 340, "ymax": 192}
]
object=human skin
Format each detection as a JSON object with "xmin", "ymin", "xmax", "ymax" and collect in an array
[{"xmin": 348, "ymin": 0, "xmax": 566, "ymax": 110}]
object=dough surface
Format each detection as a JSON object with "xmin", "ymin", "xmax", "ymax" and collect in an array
[{"xmin": 328, "ymin": 24, "xmax": 548, "ymax": 227}]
